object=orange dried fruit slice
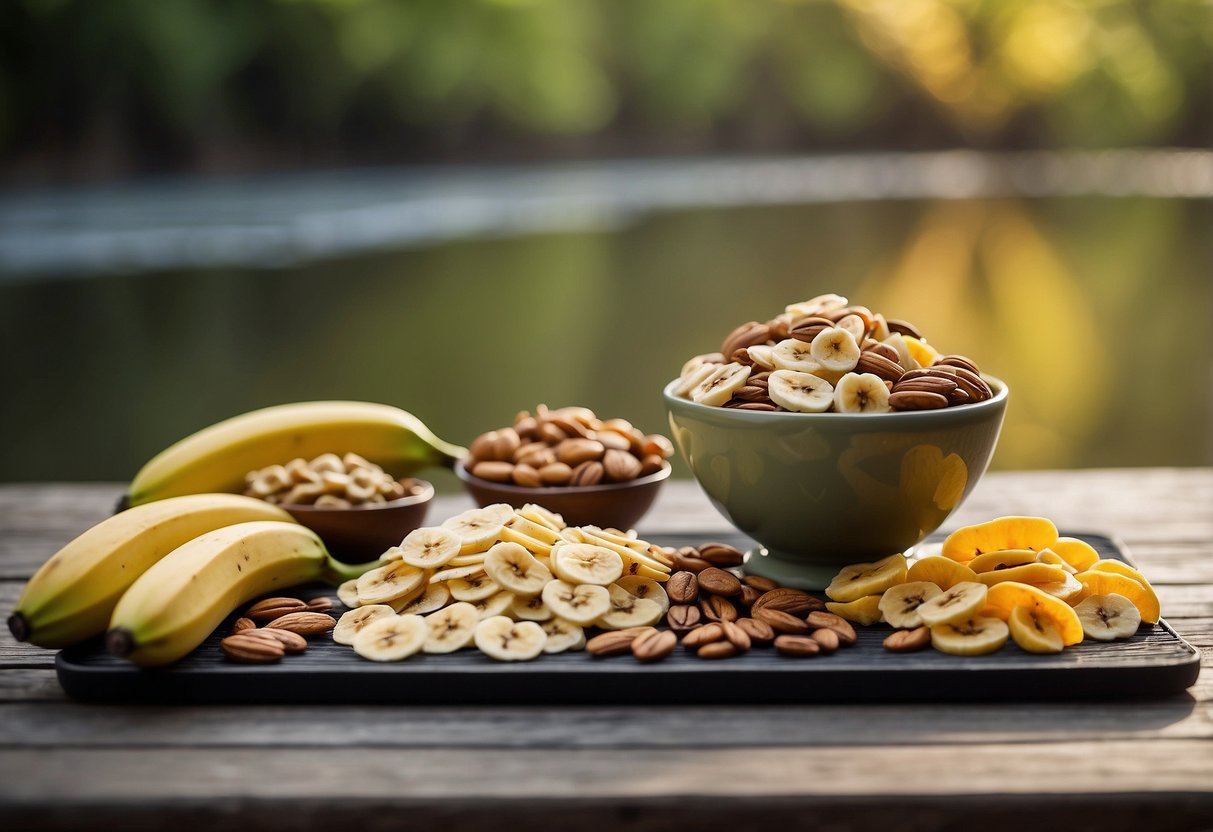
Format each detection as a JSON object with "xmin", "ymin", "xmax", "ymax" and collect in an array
[
  {"xmin": 903, "ymin": 336, "xmax": 939, "ymax": 369},
  {"xmin": 975, "ymin": 563, "xmax": 1069, "ymax": 588},
  {"xmin": 825, "ymin": 595, "xmax": 884, "ymax": 626},
  {"xmin": 941, "ymin": 516, "xmax": 1058, "ymax": 563},
  {"xmin": 907, "ymin": 556, "xmax": 977, "ymax": 590},
  {"xmin": 1073, "ymin": 569, "xmax": 1160, "ymax": 624},
  {"xmin": 969, "ymin": 549, "xmax": 1040, "ymax": 574},
  {"xmin": 1049, "ymin": 537, "xmax": 1100, "ymax": 572},
  {"xmin": 983, "ymin": 581, "xmax": 1083, "ymax": 646}
]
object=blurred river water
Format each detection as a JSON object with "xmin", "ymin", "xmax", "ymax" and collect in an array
[{"xmin": 1, "ymin": 153, "xmax": 1210, "ymax": 485}]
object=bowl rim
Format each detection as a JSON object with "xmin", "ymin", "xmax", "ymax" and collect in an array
[
  {"xmin": 455, "ymin": 458, "xmax": 672, "ymax": 495},
  {"xmin": 277, "ymin": 478, "xmax": 434, "ymax": 513},
  {"xmin": 663, "ymin": 373, "xmax": 1007, "ymax": 419}
]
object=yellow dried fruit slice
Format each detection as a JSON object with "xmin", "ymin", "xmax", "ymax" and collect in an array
[
  {"xmin": 1072, "ymin": 570, "xmax": 1160, "ymax": 625},
  {"xmin": 1035, "ymin": 549, "xmax": 1078, "ymax": 574},
  {"xmin": 968, "ymin": 549, "xmax": 1040, "ymax": 574},
  {"xmin": 906, "ymin": 556, "xmax": 977, "ymax": 590},
  {"xmin": 825, "ymin": 554, "xmax": 907, "ymax": 603},
  {"xmin": 974, "ymin": 563, "xmax": 1069, "ymax": 588},
  {"xmin": 1008, "ymin": 605, "xmax": 1065, "ymax": 654},
  {"xmin": 1049, "ymin": 537, "xmax": 1100, "ymax": 572},
  {"xmin": 825, "ymin": 595, "xmax": 884, "ymax": 625},
  {"xmin": 982, "ymin": 582, "xmax": 1084, "ymax": 646},
  {"xmin": 941, "ymin": 516, "xmax": 1058, "ymax": 563}
]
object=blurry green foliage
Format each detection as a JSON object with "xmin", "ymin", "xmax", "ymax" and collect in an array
[{"xmin": 0, "ymin": 0, "xmax": 1209, "ymax": 169}]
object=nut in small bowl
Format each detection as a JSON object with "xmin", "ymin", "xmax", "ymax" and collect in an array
[{"xmin": 457, "ymin": 405, "xmax": 674, "ymax": 529}]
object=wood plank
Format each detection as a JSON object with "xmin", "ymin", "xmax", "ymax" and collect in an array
[
  {"xmin": 1, "ymin": 742, "xmax": 1210, "ymax": 804},
  {"xmin": 0, "ymin": 669, "xmax": 64, "ymax": 702},
  {"xmin": 2, "ymin": 691, "xmax": 1210, "ymax": 748},
  {"xmin": 0, "ymin": 582, "xmax": 57, "ymax": 669},
  {"xmin": 8, "ymin": 796, "xmax": 1213, "ymax": 832}
]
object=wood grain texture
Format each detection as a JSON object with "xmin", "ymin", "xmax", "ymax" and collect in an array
[{"xmin": 0, "ymin": 471, "xmax": 1210, "ymax": 829}]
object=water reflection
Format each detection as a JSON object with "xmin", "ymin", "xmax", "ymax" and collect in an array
[{"xmin": 1, "ymin": 196, "xmax": 1208, "ymax": 483}]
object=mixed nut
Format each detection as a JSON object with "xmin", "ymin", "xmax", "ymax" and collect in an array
[
  {"xmin": 465, "ymin": 405, "xmax": 674, "ymax": 487},
  {"xmin": 244, "ymin": 452, "xmax": 425, "ymax": 508},
  {"xmin": 218, "ymin": 595, "xmax": 334, "ymax": 663},
  {"xmin": 674, "ymin": 293, "xmax": 993, "ymax": 413}
]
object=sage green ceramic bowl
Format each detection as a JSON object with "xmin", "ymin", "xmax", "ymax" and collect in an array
[{"xmin": 663, "ymin": 377, "xmax": 1008, "ymax": 589}]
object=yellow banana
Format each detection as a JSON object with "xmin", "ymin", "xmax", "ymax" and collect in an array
[
  {"xmin": 126, "ymin": 401, "xmax": 467, "ymax": 506},
  {"xmin": 106, "ymin": 520, "xmax": 377, "ymax": 666},
  {"xmin": 8, "ymin": 494, "xmax": 293, "ymax": 648}
]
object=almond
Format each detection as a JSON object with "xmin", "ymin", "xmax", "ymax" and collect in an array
[
  {"xmin": 220, "ymin": 633, "xmax": 284, "ymax": 663},
  {"xmin": 265, "ymin": 611, "xmax": 336, "ymax": 636},
  {"xmin": 244, "ymin": 597, "xmax": 309, "ymax": 622}
]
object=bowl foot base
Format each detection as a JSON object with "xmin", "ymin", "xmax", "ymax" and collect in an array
[{"xmin": 742, "ymin": 547, "xmax": 846, "ymax": 591}]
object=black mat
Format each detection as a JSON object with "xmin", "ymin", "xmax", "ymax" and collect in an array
[{"xmin": 56, "ymin": 533, "xmax": 1201, "ymax": 703}]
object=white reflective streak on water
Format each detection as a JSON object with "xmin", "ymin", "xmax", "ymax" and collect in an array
[{"xmin": 1, "ymin": 149, "xmax": 1211, "ymax": 281}]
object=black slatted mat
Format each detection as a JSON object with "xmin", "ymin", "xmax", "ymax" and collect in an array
[{"xmin": 56, "ymin": 533, "xmax": 1201, "ymax": 703}]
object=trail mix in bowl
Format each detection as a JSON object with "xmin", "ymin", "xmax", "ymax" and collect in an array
[
  {"xmin": 245, "ymin": 453, "xmax": 425, "ymax": 508},
  {"xmin": 673, "ymin": 293, "xmax": 993, "ymax": 413}
]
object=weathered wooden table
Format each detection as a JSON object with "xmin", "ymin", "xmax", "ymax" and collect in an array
[{"xmin": 2, "ymin": 471, "xmax": 1211, "ymax": 831}]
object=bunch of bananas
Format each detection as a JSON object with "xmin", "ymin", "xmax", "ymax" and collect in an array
[{"xmin": 8, "ymin": 401, "xmax": 466, "ymax": 666}]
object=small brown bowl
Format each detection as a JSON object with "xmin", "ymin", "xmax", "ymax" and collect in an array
[
  {"xmin": 455, "ymin": 461, "xmax": 671, "ymax": 531},
  {"xmin": 280, "ymin": 480, "xmax": 434, "ymax": 562}
]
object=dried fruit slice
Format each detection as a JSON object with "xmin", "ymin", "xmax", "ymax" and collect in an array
[
  {"xmin": 906, "ymin": 556, "xmax": 978, "ymax": 590},
  {"xmin": 1049, "ymin": 537, "xmax": 1101, "ymax": 572},
  {"xmin": 510, "ymin": 594, "xmax": 553, "ymax": 622},
  {"xmin": 336, "ymin": 579, "xmax": 361, "ymax": 609},
  {"xmin": 974, "ymin": 563, "xmax": 1069, "ymax": 588},
  {"xmin": 1008, "ymin": 605, "xmax": 1064, "ymax": 654},
  {"xmin": 982, "ymin": 582, "xmax": 1084, "ymax": 645},
  {"xmin": 474, "ymin": 616, "xmax": 546, "ymax": 661},
  {"xmin": 941, "ymin": 516, "xmax": 1059, "ymax": 563},
  {"xmin": 825, "ymin": 595, "xmax": 884, "ymax": 626},
  {"xmin": 441, "ymin": 505, "xmax": 512, "ymax": 555},
  {"xmin": 810, "ymin": 327, "xmax": 861, "ymax": 372},
  {"xmin": 551, "ymin": 543, "xmax": 624, "ymax": 586},
  {"xmin": 878, "ymin": 582, "xmax": 942, "ymax": 628},
  {"xmin": 352, "ymin": 614, "xmax": 427, "ymax": 662},
  {"xmin": 541, "ymin": 580, "xmax": 610, "ymax": 625},
  {"xmin": 1072, "ymin": 570, "xmax": 1160, "ymax": 625},
  {"xmin": 541, "ymin": 618, "xmax": 585, "ymax": 653},
  {"xmin": 916, "ymin": 581, "xmax": 987, "ymax": 626},
  {"xmin": 355, "ymin": 561, "xmax": 426, "ymax": 605},
  {"xmin": 833, "ymin": 372, "xmax": 892, "ymax": 414},
  {"xmin": 392, "ymin": 583, "xmax": 450, "ymax": 616},
  {"xmin": 484, "ymin": 542, "xmax": 553, "ymax": 596},
  {"xmin": 596, "ymin": 584, "xmax": 664, "ymax": 630},
  {"xmin": 332, "ymin": 604, "xmax": 396, "ymax": 645},
  {"xmin": 930, "ymin": 616, "xmax": 1008, "ymax": 656},
  {"xmin": 470, "ymin": 590, "xmax": 515, "ymax": 620},
  {"xmin": 447, "ymin": 572, "xmax": 500, "ymax": 602},
  {"xmin": 771, "ymin": 339, "xmax": 822, "ymax": 373},
  {"xmin": 614, "ymin": 576, "xmax": 671, "ymax": 615},
  {"xmin": 968, "ymin": 549, "xmax": 1040, "ymax": 573},
  {"xmin": 767, "ymin": 370, "xmax": 834, "ymax": 413},
  {"xmin": 423, "ymin": 602, "xmax": 479, "ymax": 653},
  {"xmin": 691, "ymin": 363, "xmax": 752, "ymax": 406},
  {"xmin": 1035, "ymin": 549, "xmax": 1078, "ymax": 574},
  {"xmin": 1036, "ymin": 572, "xmax": 1083, "ymax": 602},
  {"xmin": 903, "ymin": 335, "xmax": 938, "ymax": 369},
  {"xmin": 397, "ymin": 527, "xmax": 462, "ymax": 568},
  {"xmin": 1074, "ymin": 593, "xmax": 1141, "ymax": 641},
  {"xmin": 825, "ymin": 554, "xmax": 907, "ymax": 602}
]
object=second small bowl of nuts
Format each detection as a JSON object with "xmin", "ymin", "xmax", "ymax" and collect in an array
[
  {"xmin": 457, "ymin": 405, "xmax": 674, "ymax": 530},
  {"xmin": 244, "ymin": 452, "xmax": 433, "ymax": 561}
]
